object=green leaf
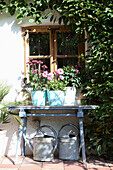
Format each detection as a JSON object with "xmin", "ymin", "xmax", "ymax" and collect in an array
[
  {"xmin": 50, "ymin": 15, "xmax": 54, "ymax": 22},
  {"xmin": 97, "ymin": 145, "xmax": 103, "ymax": 155},
  {"xmin": 68, "ymin": 14, "xmax": 73, "ymax": 17},
  {"xmin": 13, "ymin": 115, "xmax": 22, "ymax": 126},
  {"xmin": 8, "ymin": 6, "xmax": 15, "ymax": 16},
  {"xmin": 16, "ymin": 13, "xmax": 23, "ymax": 19},
  {"xmin": 29, "ymin": 18, "xmax": 35, "ymax": 23},
  {"xmin": 76, "ymin": 20, "xmax": 81, "ymax": 25},
  {"xmin": 44, "ymin": 12, "xmax": 53, "ymax": 19}
]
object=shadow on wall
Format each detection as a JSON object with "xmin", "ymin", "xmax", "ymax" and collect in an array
[
  {"xmin": 0, "ymin": 11, "xmax": 31, "ymax": 33},
  {"xmin": 0, "ymin": 116, "xmax": 20, "ymax": 156}
]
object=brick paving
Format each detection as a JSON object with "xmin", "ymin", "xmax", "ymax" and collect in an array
[{"xmin": 0, "ymin": 156, "xmax": 113, "ymax": 170}]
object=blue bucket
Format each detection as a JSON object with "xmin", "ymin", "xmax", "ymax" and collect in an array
[
  {"xmin": 31, "ymin": 91, "xmax": 47, "ymax": 106},
  {"xmin": 47, "ymin": 91, "xmax": 65, "ymax": 106}
]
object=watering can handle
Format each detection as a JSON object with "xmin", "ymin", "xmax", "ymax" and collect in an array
[
  {"xmin": 58, "ymin": 123, "xmax": 79, "ymax": 137},
  {"xmin": 36, "ymin": 125, "xmax": 58, "ymax": 153}
]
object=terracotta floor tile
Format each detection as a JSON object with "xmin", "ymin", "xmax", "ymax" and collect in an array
[
  {"xmin": 0, "ymin": 157, "xmax": 14, "ymax": 165},
  {"xmin": 64, "ymin": 165, "xmax": 86, "ymax": 170},
  {"xmin": 22, "ymin": 156, "xmax": 42, "ymax": 166},
  {"xmin": 64, "ymin": 161, "xmax": 87, "ymax": 170},
  {"xmin": 106, "ymin": 160, "xmax": 113, "ymax": 168},
  {"xmin": 1, "ymin": 156, "xmax": 113, "ymax": 170},
  {"xmin": 1, "ymin": 156, "xmax": 24, "ymax": 165},
  {"xmin": 88, "ymin": 168, "xmax": 110, "ymax": 170},
  {"xmin": 86, "ymin": 159, "xmax": 110, "ymax": 169},
  {"xmin": 42, "ymin": 161, "xmax": 64, "ymax": 170},
  {"xmin": 0, "ymin": 164, "xmax": 20, "ymax": 169},
  {"xmin": 0, "ymin": 168, "xmax": 18, "ymax": 170},
  {"xmin": 19, "ymin": 165, "xmax": 41, "ymax": 170}
]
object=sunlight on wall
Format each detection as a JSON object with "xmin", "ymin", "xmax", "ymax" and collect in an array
[{"xmin": 0, "ymin": 17, "xmax": 24, "ymax": 85}]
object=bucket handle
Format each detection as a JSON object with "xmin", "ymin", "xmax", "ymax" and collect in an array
[
  {"xmin": 58, "ymin": 123, "xmax": 79, "ymax": 137},
  {"xmin": 35, "ymin": 125, "xmax": 58, "ymax": 153}
]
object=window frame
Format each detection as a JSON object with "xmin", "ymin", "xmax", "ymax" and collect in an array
[{"xmin": 22, "ymin": 25, "xmax": 85, "ymax": 78}]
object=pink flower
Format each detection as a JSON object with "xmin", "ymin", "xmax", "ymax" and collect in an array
[
  {"xmin": 76, "ymin": 65, "xmax": 82, "ymax": 68},
  {"xmin": 59, "ymin": 76, "xmax": 64, "ymax": 80},
  {"xmin": 42, "ymin": 71, "xmax": 48, "ymax": 77},
  {"xmin": 42, "ymin": 65, "xmax": 48, "ymax": 69},
  {"xmin": 37, "ymin": 60, "xmax": 43, "ymax": 64},
  {"xmin": 69, "ymin": 64, "xmax": 73, "ymax": 66},
  {"xmin": 32, "ymin": 60, "xmax": 38, "ymax": 63},
  {"xmin": 75, "ymin": 69, "xmax": 79, "ymax": 73},
  {"xmin": 56, "ymin": 68, "xmax": 64, "ymax": 75},
  {"xmin": 47, "ymin": 72, "xmax": 54, "ymax": 78},
  {"xmin": 32, "ymin": 69, "xmax": 37, "ymax": 73},
  {"xmin": 47, "ymin": 77, "xmax": 52, "ymax": 81},
  {"xmin": 54, "ymin": 71, "xmax": 58, "ymax": 75},
  {"xmin": 26, "ymin": 62, "xmax": 31, "ymax": 65}
]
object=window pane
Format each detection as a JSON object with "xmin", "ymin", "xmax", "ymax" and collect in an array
[
  {"xmin": 29, "ymin": 33, "xmax": 50, "ymax": 56},
  {"xmin": 57, "ymin": 32, "xmax": 78, "ymax": 55},
  {"xmin": 58, "ymin": 58, "xmax": 78, "ymax": 68}
]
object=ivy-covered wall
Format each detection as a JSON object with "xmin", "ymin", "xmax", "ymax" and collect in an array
[{"xmin": 0, "ymin": 0, "xmax": 113, "ymax": 159}]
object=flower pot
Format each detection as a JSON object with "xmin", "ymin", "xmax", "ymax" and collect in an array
[
  {"xmin": 31, "ymin": 91, "xmax": 47, "ymax": 106},
  {"xmin": 47, "ymin": 90, "xmax": 65, "ymax": 106},
  {"xmin": 0, "ymin": 129, "xmax": 6, "ymax": 160},
  {"xmin": 64, "ymin": 87, "xmax": 77, "ymax": 106}
]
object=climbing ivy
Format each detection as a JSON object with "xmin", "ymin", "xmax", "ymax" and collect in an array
[
  {"xmin": 51, "ymin": 0, "xmax": 113, "ymax": 159},
  {"xmin": 0, "ymin": 0, "xmax": 113, "ymax": 159}
]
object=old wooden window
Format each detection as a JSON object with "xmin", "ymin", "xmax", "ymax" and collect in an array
[{"xmin": 22, "ymin": 26, "xmax": 85, "ymax": 78}]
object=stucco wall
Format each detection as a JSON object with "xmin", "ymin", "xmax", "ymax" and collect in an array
[{"xmin": 0, "ymin": 12, "xmax": 79, "ymax": 156}]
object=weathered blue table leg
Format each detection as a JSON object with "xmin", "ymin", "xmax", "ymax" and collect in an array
[
  {"xmin": 22, "ymin": 116, "xmax": 27, "ymax": 156},
  {"xmin": 77, "ymin": 109, "xmax": 86, "ymax": 164},
  {"xmin": 15, "ymin": 109, "xmax": 26, "ymax": 164}
]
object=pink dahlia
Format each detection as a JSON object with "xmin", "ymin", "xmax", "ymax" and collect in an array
[
  {"xmin": 57, "ymin": 68, "xmax": 64, "ymax": 75},
  {"xmin": 42, "ymin": 71, "xmax": 48, "ymax": 77}
]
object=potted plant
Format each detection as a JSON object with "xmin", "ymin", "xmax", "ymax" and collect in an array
[
  {"xmin": 47, "ymin": 68, "xmax": 68, "ymax": 106},
  {"xmin": 26, "ymin": 60, "xmax": 82, "ymax": 106},
  {"xmin": 26, "ymin": 60, "xmax": 48, "ymax": 106},
  {"xmin": 0, "ymin": 81, "xmax": 20, "ymax": 160},
  {"xmin": 62, "ymin": 64, "xmax": 82, "ymax": 105}
]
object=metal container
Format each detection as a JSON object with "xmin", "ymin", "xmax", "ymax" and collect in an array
[
  {"xmin": 33, "ymin": 125, "xmax": 57, "ymax": 161},
  {"xmin": 58, "ymin": 124, "xmax": 79, "ymax": 161}
]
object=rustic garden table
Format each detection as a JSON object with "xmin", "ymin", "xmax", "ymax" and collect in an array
[{"xmin": 9, "ymin": 105, "xmax": 98, "ymax": 164}]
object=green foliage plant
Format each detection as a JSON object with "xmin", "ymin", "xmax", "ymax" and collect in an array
[
  {"xmin": 0, "ymin": 81, "xmax": 10, "ymax": 124},
  {"xmin": 0, "ymin": 81, "xmax": 21, "ymax": 124},
  {"xmin": 62, "ymin": 64, "xmax": 82, "ymax": 88}
]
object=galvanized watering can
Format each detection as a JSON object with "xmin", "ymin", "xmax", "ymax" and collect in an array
[
  {"xmin": 33, "ymin": 125, "xmax": 58, "ymax": 161},
  {"xmin": 58, "ymin": 123, "xmax": 79, "ymax": 161}
]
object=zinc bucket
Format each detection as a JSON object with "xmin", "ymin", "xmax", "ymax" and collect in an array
[
  {"xmin": 33, "ymin": 125, "xmax": 57, "ymax": 161},
  {"xmin": 58, "ymin": 124, "xmax": 79, "ymax": 161}
]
